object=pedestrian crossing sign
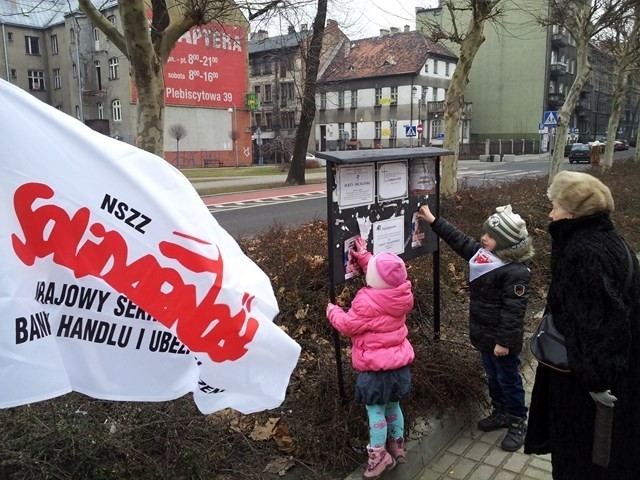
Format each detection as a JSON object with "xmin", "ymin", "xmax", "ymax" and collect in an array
[{"xmin": 543, "ymin": 111, "xmax": 558, "ymax": 126}]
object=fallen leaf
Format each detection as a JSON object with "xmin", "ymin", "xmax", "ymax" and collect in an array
[
  {"xmin": 263, "ymin": 456, "xmax": 296, "ymax": 475},
  {"xmin": 250, "ymin": 417, "xmax": 280, "ymax": 441},
  {"xmin": 273, "ymin": 422, "xmax": 296, "ymax": 454}
]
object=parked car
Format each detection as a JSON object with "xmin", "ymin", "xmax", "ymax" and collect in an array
[
  {"xmin": 614, "ymin": 139, "xmax": 629, "ymax": 151},
  {"xmin": 568, "ymin": 143, "xmax": 591, "ymax": 163},
  {"xmin": 564, "ymin": 143, "xmax": 573, "ymax": 157}
]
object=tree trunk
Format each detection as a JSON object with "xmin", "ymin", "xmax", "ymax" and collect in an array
[
  {"xmin": 548, "ymin": 29, "xmax": 591, "ymax": 184},
  {"xmin": 602, "ymin": 67, "xmax": 628, "ymax": 170},
  {"xmin": 286, "ymin": 0, "xmax": 327, "ymax": 185},
  {"xmin": 441, "ymin": 20, "xmax": 486, "ymax": 198}
]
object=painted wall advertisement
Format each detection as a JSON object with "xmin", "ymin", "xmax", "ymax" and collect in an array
[{"xmin": 133, "ymin": 23, "xmax": 247, "ymax": 108}]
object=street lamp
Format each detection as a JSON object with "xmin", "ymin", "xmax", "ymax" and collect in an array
[{"xmin": 228, "ymin": 106, "xmax": 239, "ymax": 168}]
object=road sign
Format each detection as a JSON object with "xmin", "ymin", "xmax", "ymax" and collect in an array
[
  {"xmin": 405, "ymin": 125, "xmax": 417, "ymax": 137},
  {"xmin": 417, "ymin": 123, "xmax": 423, "ymax": 135},
  {"xmin": 255, "ymin": 127, "xmax": 263, "ymax": 146},
  {"xmin": 437, "ymin": 133, "xmax": 444, "ymax": 140},
  {"xmin": 538, "ymin": 123, "xmax": 548, "ymax": 134},
  {"xmin": 543, "ymin": 111, "xmax": 558, "ymax": 126}
]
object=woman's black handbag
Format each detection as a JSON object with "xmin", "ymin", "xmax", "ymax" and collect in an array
[
  {"xmin": 531, "ymin": 241, "xmax": 635, "ymax": 373},
  {"xmin": 530, "ymin": 312, "xmax": 570, "ymax": 372}
]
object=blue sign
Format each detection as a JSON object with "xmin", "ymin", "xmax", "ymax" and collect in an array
[
  {"xmin": 543, "ymin": 111, "xmax": 558, "ymax": 126},
  {"xmin": 405, "ymin": 125, "xmax": 417, "ymax": 137},
  {"xmin": 437, "ymin": 133, "xmax": 444, "ymax": 140}
]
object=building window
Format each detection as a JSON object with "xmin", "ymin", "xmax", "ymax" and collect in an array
[
  {"xmin": 390, "ymin": 119, "xmax": 397, "ymax": 138},
  {"xmin": 338, "ymin": 91, "xmax": 345, "ymax": 109},
  {"xmin": 108, "ymin": 57, "xmax": 119, "ymax": 80},
  {"xmin": 351, "ymin": 89, "xmax": 357, "ymax": 108},
  {"xmin": 75, "ymin": 105, "xmax": 81, "ymax": 119},
  {"xmin": 254, "ymin": 85, "xmax": 260, "ymax": 97},
  {"xmin": 56, "ymin": 105, "xmax": 63, "ymax": 111},
  {"xmin": 431, "ymin": 119, "xmax": 443, "ymax": 138},
  {"xmin": 107, "ymin": 15, "xmax": 116, "ymax": 26},
  {"xmin": 97, "ymin": 102, "xmax": 104, "ymax": 119},
  {"xmin": 433, "ymin": 60, "xmax": 439, "ymax": 75},
  {"xmin": 95, "ymin": 61, "xmax": 102, "ymax": 90},
  {"xmin": 283, "ymin": 111, "xmax": 296, "ymax": 129},
  {"xmin": 375, "ymin": 87, "xmax": 382, "ymax": 106},
  {"xmin": 390, "ymin": 86, "xmax": 398, "ymax": 105},
  {"xmin": 264, "ymin": 84, "xmax": 272, "ymax": 102},
  {"xmin": 254, "ymin": 113, "xmax": 262, "ymax": 128},
  {"xmin": 445, "ymin": 63, "xmax": 450, "ymax": 76},
  {"xmin": 7, "ymin": 31, "xmax": 13, "ymax": 42},
  {"xmin": 112, "ymin": 99, "xmax": 122, "ymax": 121},
  {"xmin": 10, "ymin": 68, "xmax": 17, "ymax": 78},
  {"xmin": 424, "ymin": 62, "xmax": 428, "ymax": 73},
  {"xmin": 73, "ymin": 63, "xmax": 77, "ymax": 78},
  {"xmin": 70, "ymin": 28, "xmax": 75, "ymax": 43},
  {"xmin": 375, "ymin": 121, "xmax": 381, "ymax": 138},
  {"xmin": 25, "ymin": 36, "xmax": 40, "ymax": 55},
  {"xmin": 263, "ymin": 58, "xmax": 272, "ymax": 75},
  {"xmin": 93, "ymin": 27, "xmax": 100, "ymax": 50},
  {"xmin": 50, "ymin": 34, "xmax": 58, "ymax": 54},
  {"xmin": 265, "ymin": 112, "xmax": 273, "ymax": 130},
  {"xmin": 351, "ymin": 122, "xmax": 357, "ymax": 140},
  {"xmin": 53, "ymin": 69, "xmax": 61, "ymax": 89},
  {"xmin": 320, "ymin": 92, "xmax": 326, "ymax": 110},
  {"xmin": 28, "ymin": 70, "xmax": 45, "ymax": 91}
]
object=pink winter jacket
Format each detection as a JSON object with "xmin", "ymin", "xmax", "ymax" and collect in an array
[{"xmin": 328, "ymin": 277, "xmax": 415, "ymax": 372}]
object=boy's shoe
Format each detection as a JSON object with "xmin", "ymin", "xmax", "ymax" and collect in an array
[
  {"xmin": 500, "ymin": 415, "xmax": 527, "ymax": 452},
  {"xmin": 386, "ymin": 437, "xmax": 406, "ymax": 464},
  {"xmin": 363, "ymin": 445, "xmax": 396, "ymax": 479},
  {"xmin": 477, "ymin": 406, "xmax": 509, "ymax": 431}
]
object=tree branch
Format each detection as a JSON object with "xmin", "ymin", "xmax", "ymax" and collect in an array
[{"xmin": 78, "ymin": 0, "xmax": 128, "ymax": 58}]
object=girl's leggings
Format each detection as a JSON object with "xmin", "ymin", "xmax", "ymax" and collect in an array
[{"xmin": 365, "ymin": 401, "xmax": 404, "ymax": 448}]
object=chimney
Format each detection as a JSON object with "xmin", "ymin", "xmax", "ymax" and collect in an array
[
  {"xmin": 301, "ymin": 24, "xmax": 308, "ymax": 32},
  {"xmin": 288, "ymin": 25, "xmax": 295, "ymax": 34},
  {"xmin": 251, "ymin": 30, "xmax": 268, "ymax": 41},
  {"xmin": 390, "ymin": 27, "xmax": 399, "ymax": 34},
  {"xmin": 404, "ymin": 25, "xmax": 410, "ymax": 32},
  {"xmin": 380, "ymin": 29, "xmax": 389, "ymax": 37},
  {"xmin": 344, "ymin": 41, "xmax": 351, "ymax": 57}
]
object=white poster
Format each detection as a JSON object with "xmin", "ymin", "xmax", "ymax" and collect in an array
[
  {"xmin": 378, "ymin": 161, "xmax": 408, "ymax": 201},
  {"xmin": 337, "ymin": 164, "xmax": 375, "ymax": 208},
  {"xmin": 372, "ymin": 217, "xmax": 405, "ymax": 255},
  {"xmin": 409, "ymin": 158, "xmax": 436, "ymax": 195},
  {"xmin": 0, "ymin": 79, "xmax": 300, "ymax": 414}
]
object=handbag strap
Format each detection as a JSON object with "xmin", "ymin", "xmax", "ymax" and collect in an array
[{"xmin": 622, "ymin": 242, "xmax": 635, "ymax": 295}]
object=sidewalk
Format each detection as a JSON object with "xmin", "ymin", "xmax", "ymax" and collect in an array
[{"xmin": 345, "ymin": 356, "xmax": 552, "ymax": 480}]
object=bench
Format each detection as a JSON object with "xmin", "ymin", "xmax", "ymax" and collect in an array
[{"xmin": 204, "ymin": 158, "xmax": 223, "ymax": 168}]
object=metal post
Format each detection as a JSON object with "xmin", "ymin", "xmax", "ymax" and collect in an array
[{"xmin": 228, "ymin": 106, "xmax": 239, "ymax": 168}]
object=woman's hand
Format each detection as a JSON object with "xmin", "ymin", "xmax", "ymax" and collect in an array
[{"xmin": 418, "ymin": 205, "xmax": 436, "ymax": 224}]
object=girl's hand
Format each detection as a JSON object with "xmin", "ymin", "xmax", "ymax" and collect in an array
[
  {"xmin": 326, "ymin": 303, "xmax": 337, "ymax": 318},
  {"xmin": 351, "ymin": 236, "xmax": 368, "ymax": 260},
  {"xmin": 418, "ymin": 205, "xmax": 436, "ymax": 224}
]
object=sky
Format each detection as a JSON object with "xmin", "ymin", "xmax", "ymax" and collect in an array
[{"xmin": 252, "ymin": 0, "xmax": 439, "ymax": 40}]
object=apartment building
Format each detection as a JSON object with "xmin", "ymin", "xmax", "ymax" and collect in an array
[
  {"xmin": 417, "ymin": 0, "xmax": 636, "ymax": 146},
  {"xmin": 1, "ymin": 0, "xmax": 252, "ymax": 167},
  {"xmin": 316, "ymin": 28, "xmax": 468, "ymax": 150},
  {"xmin": 248, "ymin": 19, "xmax": 348, "ymax": 161}
]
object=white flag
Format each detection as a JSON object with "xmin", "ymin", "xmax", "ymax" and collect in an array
[{"xmin": 0, "ymin": 79, "xmax": 300, "ymax": 414}]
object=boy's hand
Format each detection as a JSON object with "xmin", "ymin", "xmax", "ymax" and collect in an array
[
  {"xmin": 494, "ymin": 344, "xmax": 510, "ymax": 357},
  {"xmin": 418, "ymin": 205, "xmax": 436, "ymax": 224}
]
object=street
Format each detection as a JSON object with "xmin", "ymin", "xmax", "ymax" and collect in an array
[{"xmin": 209, "ymin": 151, "xmax": 634, "ymax": 237}]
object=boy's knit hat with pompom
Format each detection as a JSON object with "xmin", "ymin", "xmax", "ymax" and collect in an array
[
  {"xmin": 366, "ymin": 252, "xmax": 407, "ymax": 289},
  {"xmin": 483, "ymin": 204, "xmax": 529, "ymax": 250}
]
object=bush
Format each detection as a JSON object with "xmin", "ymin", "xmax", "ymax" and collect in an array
[{"xmin": 2, "ymin": 162, "xmax": 640, "ymax": 480}]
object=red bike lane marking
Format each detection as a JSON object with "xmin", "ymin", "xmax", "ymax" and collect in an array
[{"xmin": 201, "ymin": 184, "xmax": 327, "ymax": 206}]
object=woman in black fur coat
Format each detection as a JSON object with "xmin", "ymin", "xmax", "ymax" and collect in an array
[{"xmin": 524, "ymin": 171, "xmax": 640, "ymax": 479}]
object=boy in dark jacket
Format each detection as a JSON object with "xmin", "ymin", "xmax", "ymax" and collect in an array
[{"xmin": 418, "ymin": 204, "xmax": 534, "ymax": 452}]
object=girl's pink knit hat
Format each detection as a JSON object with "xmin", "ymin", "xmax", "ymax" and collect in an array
[{"xmin": 366, "ymin": 252, "xmax": 407, "ymax": 289}]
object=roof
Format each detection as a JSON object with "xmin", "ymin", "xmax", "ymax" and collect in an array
[
  {"xmin": 319, "ymin": 30, "xmax": 456, "ymax": 83},
  {"xmin": 0, "ymin": 0, "xmax": 117, "ymax": 29},
  {"xmin": 315, "ymin": 146, "xmax": 453, "ymax": 164},
  {"xmin": 248, "ymin": 30, "xmax": 311, "ymax": 54}
]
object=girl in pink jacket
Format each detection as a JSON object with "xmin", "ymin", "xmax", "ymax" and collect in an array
[{"xmin": 327, "ymin": 237, "xmax": 414, "ymax": 479}]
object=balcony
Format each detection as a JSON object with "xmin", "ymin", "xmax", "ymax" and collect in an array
[
  {"xmin": 550, "ymin": 62, "xmax": 567, "ymax": 76},
  {"xmin": 548, "ymin": 92, "xmax": 565, "ymax": 107},
  {"xmin": 426, "ymin": 101, "xmax": 473, "ymax": 119},
  {"xmin": 551, "ymin": 31, "xmax": 570, "ymax": 48}
]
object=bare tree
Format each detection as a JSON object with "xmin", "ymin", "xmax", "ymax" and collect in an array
[
  {"xmin": 168, "ymin": 123, "xmax": 188, "ymax": 166},
  {"xmin": 536, "ymin": 0, "xmax": 632, "ymax": 183},
  {"xmin": 78, "ymin": 0, "xmax": 285, "ymax": 157},
  {"xmin": 286, "ymin": 0, "xmax": 328, "ymax": 185},
  {"xmin": 599, "ymin": 10, "xmax": 640, "ymax": 169},
  {"xmin": 420, "ymin": 0, "xmax": 506, "ymax": 198}
]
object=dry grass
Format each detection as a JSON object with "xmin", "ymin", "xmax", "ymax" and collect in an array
[{"xmin": 2, "ymin": 162, "xmax": 640, "ymax": 480}]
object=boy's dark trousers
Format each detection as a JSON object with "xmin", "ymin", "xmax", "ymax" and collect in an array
[{"xmin": 480, "ymin": 351, "xmax": 527, "ymax": 418}]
